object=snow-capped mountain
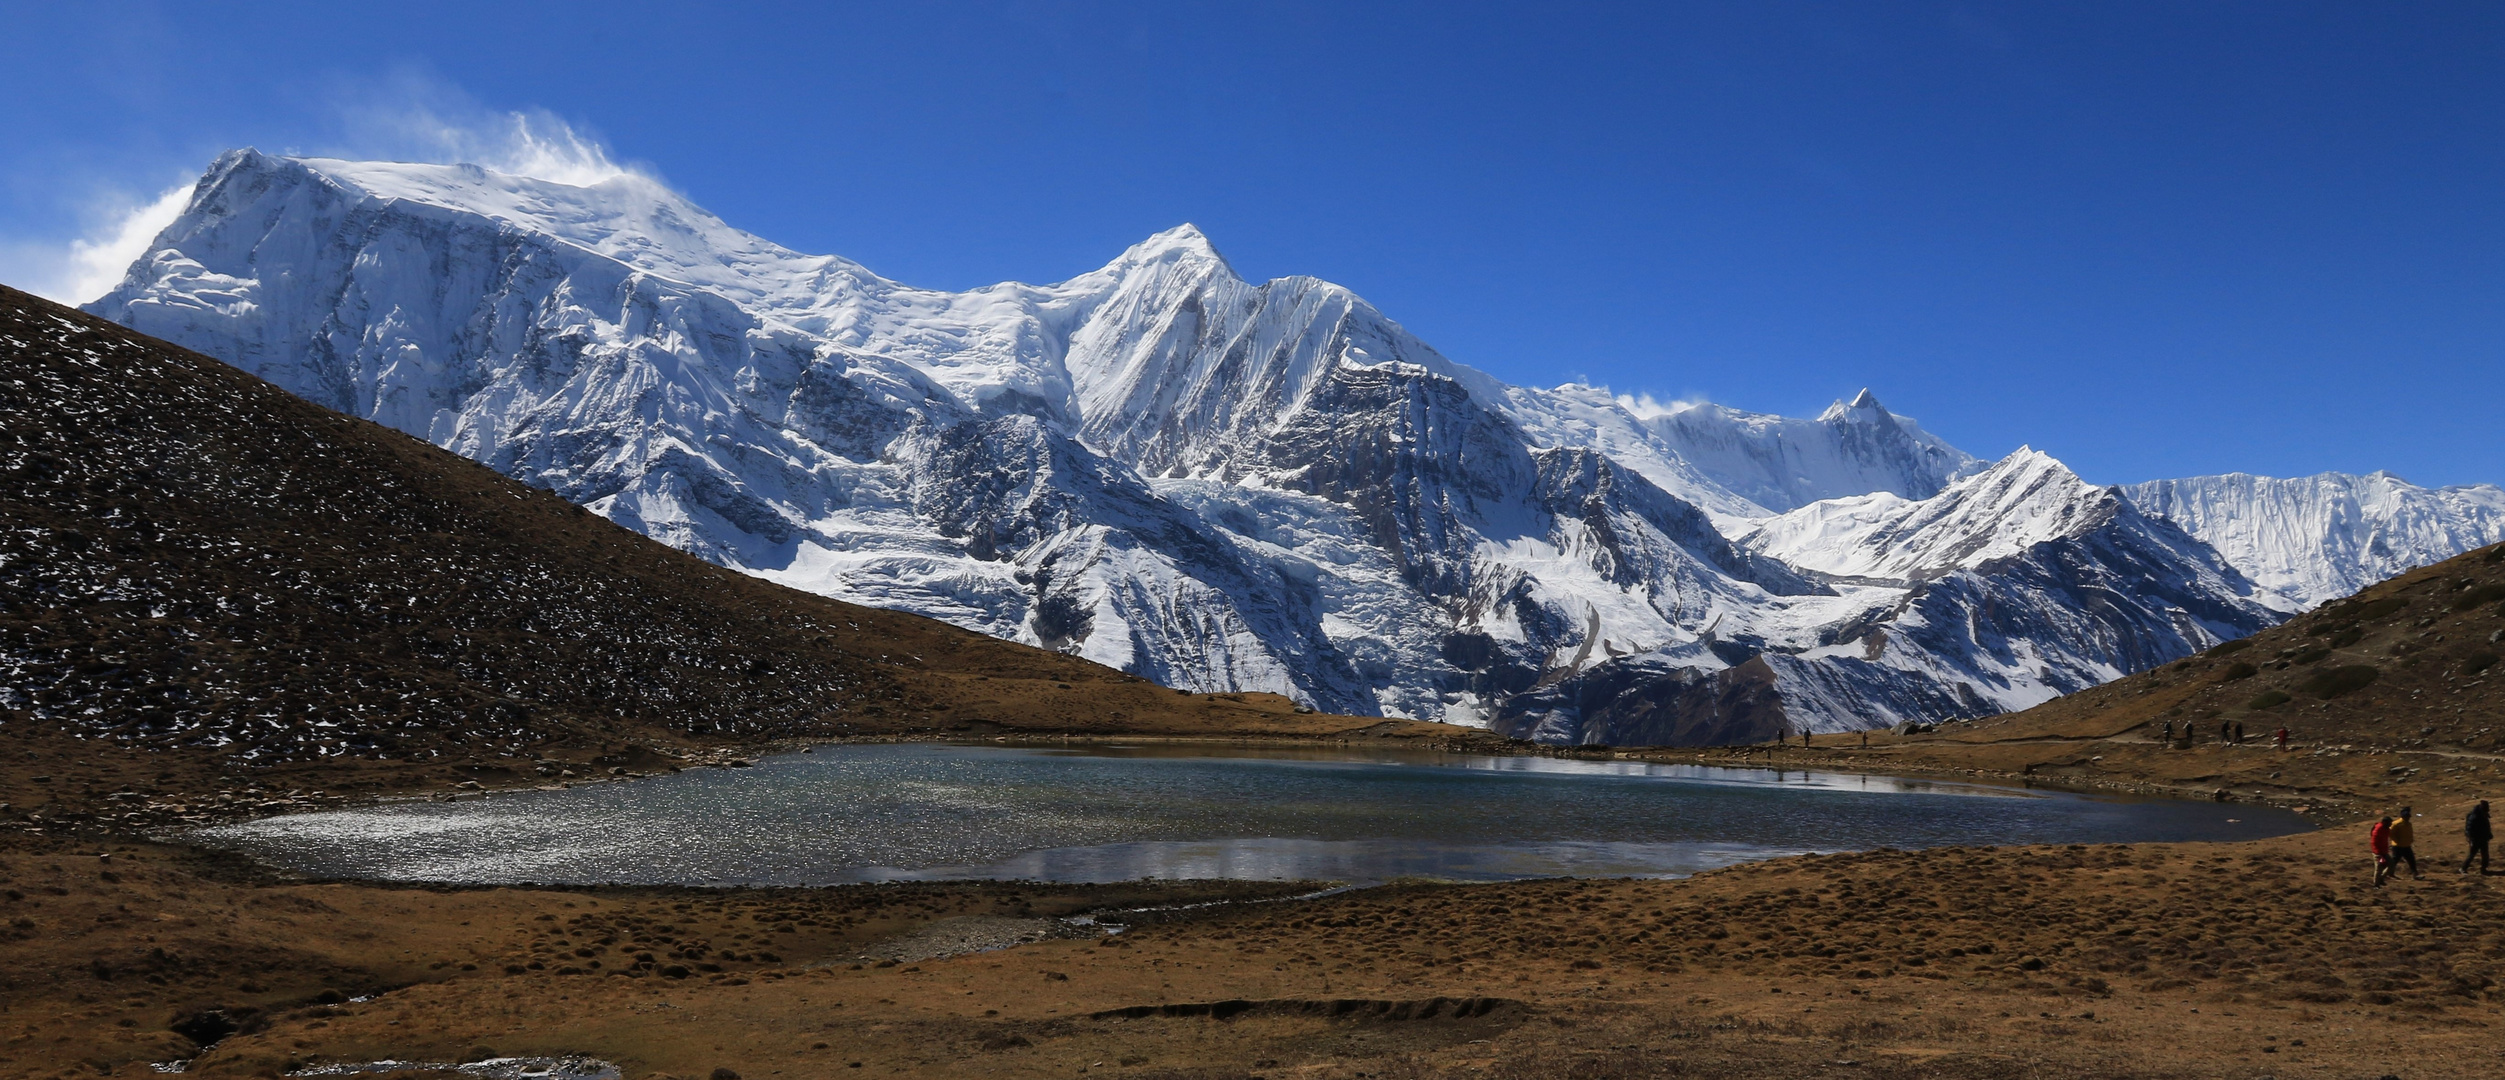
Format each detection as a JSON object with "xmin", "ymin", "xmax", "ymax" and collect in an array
[
  {"xmin": 1747, "ymin": 448, "xmax": 2144, "ymax": 585},
  {"xmin": 2124, "ymin": 472, "xmax": 2505, "ymax": 608},
  {"xmin": 1630, "ymin": 390, "xmax": 1982, "ymax": 515},
  {"xmin": 77, "ymin": 150, "xmax": 2463, "ymax": 743},
  {"xmin": 1498, "ymin": 450, "xmax": 2291, "ymax": 745}
]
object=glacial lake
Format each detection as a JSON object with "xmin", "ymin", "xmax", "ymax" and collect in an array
[{"xmin": 195, "ymin": 742, "xmax": 2309, "ymax": 886}]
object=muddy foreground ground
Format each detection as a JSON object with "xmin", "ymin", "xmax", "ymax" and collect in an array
[{"xmin": 6, "ymin": 797, "xmax": 2502, "ymax": 1080}]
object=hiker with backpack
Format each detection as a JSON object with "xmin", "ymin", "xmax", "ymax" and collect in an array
[{"xmin": 2467, "ymin": 801, "xmax": 2493, "ymax": 875}]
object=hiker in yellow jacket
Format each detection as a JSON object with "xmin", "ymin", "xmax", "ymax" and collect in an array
[{"xmin": 2388, "ymin": 807, "xmax": 2421, "ymax": 880}]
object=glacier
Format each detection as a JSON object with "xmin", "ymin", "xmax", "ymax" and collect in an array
[
  {"xmin": 74, "ymin": 150, "xmax": 2498, "ymax": 743},
  {"xmin": 2124, "ymin": 472, "xmax": 2505, "ymax": 608}
]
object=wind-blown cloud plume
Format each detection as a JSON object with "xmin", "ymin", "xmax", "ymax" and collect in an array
[
  {"xmin": 344, "ymin": 101, "xmax": 643, "ymax": 189},
  {"xmin": 1613, "ymin": 392, "xmax": 1709, "ymax": 420},
  {"xmin": 8, "ymin": 183, "xmax": 197, "ymax": 305},
  {"xmin": 5, "ymin": 75, "xmax": 645, "ymax": 305}
]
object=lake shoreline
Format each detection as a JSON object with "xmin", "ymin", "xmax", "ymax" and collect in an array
[{"xmin": 183, "ymin": 741, "xmax": 2304, "ymax": 891}]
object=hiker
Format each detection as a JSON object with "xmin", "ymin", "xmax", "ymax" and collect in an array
[
  {"xmin": 2372, "ymin": 816, "xmax": 2395, "ymax": 887},
  {"xmin": 2220, "ymin": 719, "xmax": 2232, "ymax": 745},
  {"xmin": 1860, "ymin": 730, "xmax": 1868, "ymax": 749},
  {"xmin": 2390, "ymin": 807, "xmax": 2421, "ymax": 880},
  {"xmin": 2159, "ymin": 719, "xmax": 2174, "ymax": 745},
  {"xmin": 2465, "ymin": 801, "xmax": 2492, "ymax": 875},
  {"xmin": 2234, "ymin": 720, "xmax": 2246, "ymax": 744},
  {"xmin": 2275, "ymin": 726, "xmax": 2290, "ymax": 750}
]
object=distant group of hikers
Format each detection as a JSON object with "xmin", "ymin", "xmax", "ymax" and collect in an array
[
  {"xmin": 2153, "ymin": 718, "xmax": 2291, "ymax": 750},
  {"xmin": 2369, "ymin": 802, "xmax": 2492, "ymax": 886}
]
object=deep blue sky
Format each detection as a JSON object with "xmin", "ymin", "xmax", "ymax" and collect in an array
[{"xmin": 3, "ymin": 2, "xmax": 2498, "ymax": 487}]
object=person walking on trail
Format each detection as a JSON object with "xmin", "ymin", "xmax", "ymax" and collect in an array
[
  {"xmin": 2372, "ymin": 816, "xmax": 2395, "ymax": 887},
  {"xmin": 2275, "ymin": 726, "xmax": 2290, "ymax": 751},
  {"xmin": 2234, "ymin": 720, "xmax": 2246, "ymax": 744},
  {"xmin": 2220, "ymin": 719, "xmax": 2232, "ymax": 745},
  {"xmin": 2390, "ymin": 807, "xmax": 2421, "ymax": 880},
  {"xmin": 2466, "ymin": 801, "xmax": 2492, "ymax": 875}
]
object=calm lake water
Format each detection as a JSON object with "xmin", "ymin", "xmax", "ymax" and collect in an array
[{"xmin": 194, "ymin": 743, "xmax": 2308, "ymax": 886}]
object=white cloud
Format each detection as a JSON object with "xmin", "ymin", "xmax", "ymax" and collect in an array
[
  {"xmin": 61, "ymin": 183, "xmax": 194, "ymax": 303},
  {"xmin": 5, "ymin": 181, "xmax": 195, "ymax": 305},
  {"xmin": 321, "ymin": 71, "xmax": 649, "ymax": 188},
  {"xmin": 1613, "ymin": 392, "xmax": 1709, "ymax": 420},
  {"xmin": 344, "ymin": 105, "xmax": 642, "ymax": 188},
  {"xmin": 1, "ymin": 71, "xmax": 652, "ymax": 307}
]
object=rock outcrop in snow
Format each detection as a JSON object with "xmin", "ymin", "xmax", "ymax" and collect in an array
[{"xmin": 80, "ymin": 150, "xmax": 2490, "ymax": 743}]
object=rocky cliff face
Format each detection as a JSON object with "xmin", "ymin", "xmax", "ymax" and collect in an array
[{"xmin": 83, "ymin": 151, "xmax": 2466, "ymax": 742}]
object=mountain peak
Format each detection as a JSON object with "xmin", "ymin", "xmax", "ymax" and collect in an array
[
  {"xmin": 1970, "ymin": 446, "xmax": 2096, "ymax": 499},
  {"xmin": 1817, "ymin": 387, "xmax": 1892, "ymax": 423},
  {"xmin": 1993, "ymin": 445, "xmax": 2065, "ymax": 475},
  {"xmin": 1120, "ymin": 223, "xmax": 1229, "ymax": 266}
]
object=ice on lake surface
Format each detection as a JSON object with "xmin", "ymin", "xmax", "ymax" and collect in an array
[{"xmin": 196, "ymin": 743, "xmax": 2308, "ymax": 886}]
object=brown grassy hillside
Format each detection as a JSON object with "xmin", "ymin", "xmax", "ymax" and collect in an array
[{"xmin": 0, "ymin": 285, "xmax": 1460, "ymax": 828}]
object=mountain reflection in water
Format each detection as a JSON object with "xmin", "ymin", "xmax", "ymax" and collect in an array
[{"xmin": 196, "ymin": 743, "xmax": 2307, "ymax": 886}]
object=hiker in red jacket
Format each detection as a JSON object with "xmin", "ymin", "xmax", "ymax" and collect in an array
[
  {"xmin": 2389, "ymin": 807, "xmax": 2421, "ymax": 880},
  {"xmin": 2371, "ymin": 816, "xmax": 2395, "ymax": 887}
]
